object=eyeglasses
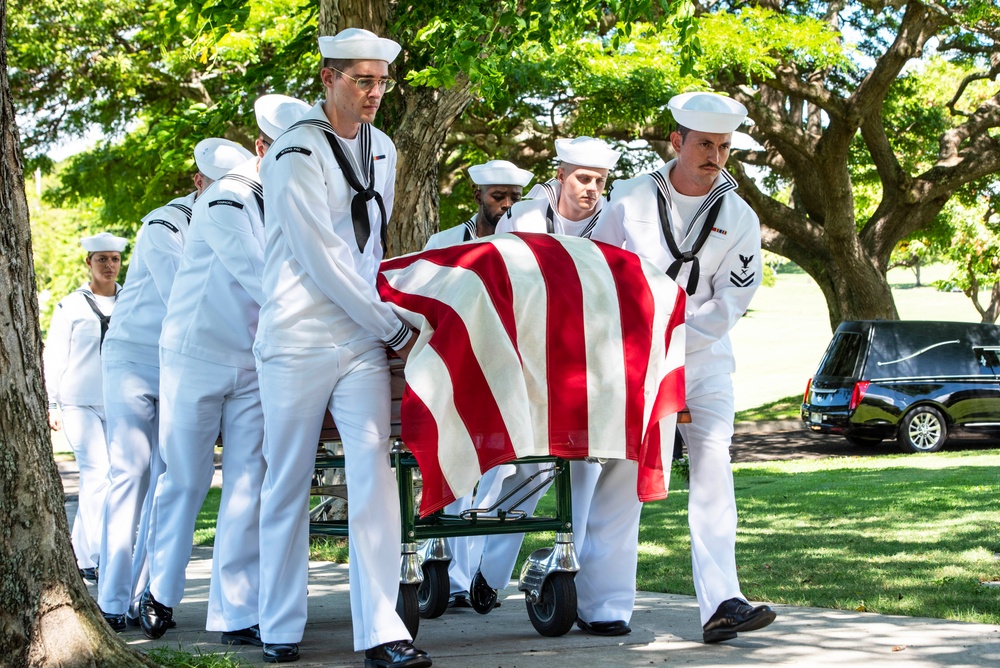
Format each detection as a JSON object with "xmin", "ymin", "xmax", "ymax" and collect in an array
[{"xmin": 330, "ymin": 67, "xmax": 397, "ymax": 93}]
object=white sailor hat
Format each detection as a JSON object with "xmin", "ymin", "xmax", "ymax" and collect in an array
[
  {"xmin": 554, "ymin": 137, "xmax": 621, "ymax": 170},
  {"xmin": 468, "ymin": 160, "xmax": 534, "ymax": 188},
  {"xmin": 80, "ymin": 232, "xmax": 128, "ymax": 253},
  {"xmin": 254, "ymin": 94, "xmax": 311, "ymax": 140},
  {"xmin": 193, "ymin": 138, "xmax": 254, "ymax": 181},
  {"xmin": 668, "ymin": 92, "xmax": 748, "ymax": 134},
  {"xmin": 319, "ymin": 28, "xmax": 401, "ymax": 63}
]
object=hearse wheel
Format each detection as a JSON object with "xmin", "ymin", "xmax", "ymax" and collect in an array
[{"xmin": 897, "ymin": 406, "xmax": 947, "ymax": 453}]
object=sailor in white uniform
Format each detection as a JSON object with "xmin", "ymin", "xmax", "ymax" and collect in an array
[
  {"xmin": 138, "ymin": 96, "xmax": 310, "ymax": 646},
  {"xmin": 494, "ymin": 136, "xmax": 617, "ymax": 238},
  {"xmin": 97, "ymin": 138, "xmax": 253, "ymax": 631},
  {"xmin": 423, "ymin": 159, "xmax": 533, "ymax": 607},
  {"xmin": 44, "ymin": 232, "xmax": 128, "ymax": 583},
  {"xmin": 591, "ymin": 91, "xmax": 776, "ymax": 643},
  {"xmin": 253, "ymin": 29, "xmax": 430, "ymax": 667},
  {"xmin": 469, "ymin": 138, "xmax": 631, "ymax": 633},
  {"xmin": 424, "ymin": 159, "xmax": 532, "ymax": 251}
]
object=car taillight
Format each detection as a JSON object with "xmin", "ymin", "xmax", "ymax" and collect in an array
[
  {"xmin": 803, "ymin": 378, "xmax": 812, "ymax": 404},
  {"xmin": 849, "ymin": 381, "xmax": 870, "ymax": 411}
]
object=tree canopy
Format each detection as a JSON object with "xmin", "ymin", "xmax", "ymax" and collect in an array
[{"xmin": 10, "ymin": 0, "xmax": 1000, "ymax": 328}]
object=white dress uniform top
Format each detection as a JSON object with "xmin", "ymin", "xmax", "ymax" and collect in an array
[
  {"xmin": 255, "ymin": 97, "xmax": 413, "ymax": 649},
  {"xmin": 145, "ymin": 95, "xmax": 308, "ymax": 635},
  {"xmin": 495, "ymin": 180, "xmax": 603, "ymax": 237},
  {"xmin": 591, "ymin": 92, "xmax": 763, "ymax": 626},
  {"xmin": 474, "ymin": 139, "xmax": 646, "ymax": 627},
  {"xmin": 44, "ymin": 233, "xmax": 127, "ymax": 573},
  {"xmin": 424, "ymin": 216, "xmax": 477, "ymax": 250},
  {"xmin": 98, "ymin": 139, "xmax": 253, "ymax": 619}
]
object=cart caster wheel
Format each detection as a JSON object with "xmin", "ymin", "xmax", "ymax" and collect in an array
[
  {"xmin": 417, "ymin": 560, "xmax": 450, "ymax": 619},
  {"xmin": 525, "ymin": 572, "xmax": 577, "ymax": 637},
  {"xmin": 396, "ymin": 583, "xmax": 420, "ymax": 639}
]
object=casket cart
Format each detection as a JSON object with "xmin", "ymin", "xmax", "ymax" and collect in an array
[{"xmin": 308, "ymin": 356, "xmax": 582, "ymax": 639}]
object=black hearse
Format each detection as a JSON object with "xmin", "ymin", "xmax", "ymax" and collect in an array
[{"xmin": 801, "ymin": 320, "xmax": 1000, "ymax": 452}]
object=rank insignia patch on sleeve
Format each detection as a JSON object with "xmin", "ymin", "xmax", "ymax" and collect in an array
[{"xmin": 730, "ymin": 253, "xmax": 755, "ymax": 287}]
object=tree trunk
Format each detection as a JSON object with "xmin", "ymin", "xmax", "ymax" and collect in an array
[
  {"xmin": 389, "ymin": 82, "xmax": 473, "ymax": 255},
  {"xmin": 0, "ymin": 6, "xmax": 155, "ymax": 665}
]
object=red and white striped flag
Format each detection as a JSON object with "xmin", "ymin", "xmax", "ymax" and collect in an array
[{"xmin": 378, "ymin": 232, "xmax": 685, "ymax": 516}]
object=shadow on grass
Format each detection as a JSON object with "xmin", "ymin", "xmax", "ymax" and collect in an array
[{"xmin": 521, "ymin": 460, "xmax": 1000, "ymax": 625}]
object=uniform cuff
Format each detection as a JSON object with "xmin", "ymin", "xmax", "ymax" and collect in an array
[{"xmin": 385, "ymin": 322, "xmax": 412, "ymax": 351}]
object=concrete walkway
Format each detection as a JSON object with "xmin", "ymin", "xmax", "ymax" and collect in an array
[
  {"xmin": 59, "ymin": 428, "xmax": 1000, "ymax": 667},
  {"xmin": 80, "ymin": 549, "xmax": 1000, "ymax": 667}
]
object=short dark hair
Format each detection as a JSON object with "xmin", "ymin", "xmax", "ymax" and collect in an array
[
  {"xmin": 675, "ymin": 124, "xmax": 692, "ymax": 140},
  {"xmin": 322, "ymin": 58, "xmax": 361, "ymax": 74}
]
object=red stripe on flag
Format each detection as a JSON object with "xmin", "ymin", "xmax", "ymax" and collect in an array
[
  {"xmin": 399, "ymin": 386, "xmax": 454, "ymax": 515},
  {"xmin": 378, "ymin": 283, "xmax": 517, "ymax": 477},
  {"xmin": 637, "ymin": 420, "xmax": 666, "ymax": 500},
  {"xmin": 379, "ymin": 242, "xmax": 519, "ymax": 351},
  {"xmin": 515, "ymin": 233, "xmax": 589, "ymax": 458},
  {"xmin": 595, "ymin": 242, "xmax": 655, "ymax": 460}
]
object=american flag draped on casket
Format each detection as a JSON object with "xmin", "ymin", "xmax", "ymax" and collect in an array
[{"xmin": 377, "ymin": 232, "xmax": 685, "ymax": 517}]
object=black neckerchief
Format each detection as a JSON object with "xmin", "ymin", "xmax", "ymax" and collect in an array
[
  {"xmin": 78, "ymin": 288, "xmax": 118, "ymax": 350},
  {"xmin": 650, "ymin": 169, "xmax": 734, "ymax": 294},
  {"xmin": 290, "ymin": 118, "xmax": 387, "ymax": 253},
  {"xmin": 219, "ymin": 172, "xmax": 265, "ymax": 220}
]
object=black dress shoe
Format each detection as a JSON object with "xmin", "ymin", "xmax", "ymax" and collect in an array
[
  {"xmin": 263, "ymin": 643, "xmax": 299, "ymax": 663},
  {"xmin": 101, "ymin": 610, "xmax": 126, "ymax": 633},
  {"xmin": 364, "ymin": 640, "xmax": 432, "ymax": 668},
  {"xmin": 79, "ymin": 567, "xmax": 99, "ymax": 584},
  {"xmin": 222, "ymin": 624, "xmax": 263, "ymax": 646},
  {"xmin": 469, "ymin": 570, "xmax": 497, "ymax": 615},
  {"xmin": 447, "ymin": 590, "xmax": 472, "ymax": 608},
  {"xmin": 576, "ymin": 618, "xmax": 631, "ymax": 636},
  {"xmin": 703, "ymin": 597, "xmax": 776, "ymax": 643},
  {"xmin": 138, "ymin": 588, "xmax": 174, "ymax": 640}
]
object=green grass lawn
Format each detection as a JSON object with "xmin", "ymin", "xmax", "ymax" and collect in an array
[
  {"xmin": 519, "ymin": 449, "xmax": 1000, "ymax": 625},
  {"xmin": 194, "ymin": 448, "xmax": 1000, "ymax": 624}
]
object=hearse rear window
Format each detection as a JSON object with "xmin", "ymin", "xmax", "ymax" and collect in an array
[{"xmin": 817, "ymin": 332, "xmax": 863, "ymax": 377}]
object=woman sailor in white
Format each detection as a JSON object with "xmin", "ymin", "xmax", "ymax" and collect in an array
[
  {"xmin": 422, "ymin": 159, "xmax": 533, "ymax": 606},
  {"xmin": 591, "ymin": 91, "xmax": 776, "ymax": 643},
  {"xmin": 44, "ymin": 232, "xmax": 127, "ymax": 583},
  {"xmin": 138, "ymin": 95, "xmax": 310, "ymax": 645},
  {"xmin": 97, "ymin": 139, "xmax": 252, "ymax": 631}
]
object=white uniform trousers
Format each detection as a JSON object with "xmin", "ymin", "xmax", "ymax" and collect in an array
[
  {"xmin": 442, "ymin": 493, "xmax": 482, "ymax": 595},
  {"xmin": 476, "ymin": 462, "xmax": 551, "ymax": 589},
  {"xmin": 570, "ymin": 459, "xmax": 642, "ymax": 624},
  {"xmin": 147, "ymin": 350, "xmax": 264, "ymax": 631},
  {"xmin": 679, "ymin": 373, "xmax": 746, "ymax": 625},
  {"xmin": 99, "ymin": 359, "xmax": 164, "ymax": 615},
  {"xmin": 255, "ymin": 340, "xmax": 410, "ymax": 650},
  {"xmin": 61, "ymin": 405, "xmax": 110, "ymax": 570}
]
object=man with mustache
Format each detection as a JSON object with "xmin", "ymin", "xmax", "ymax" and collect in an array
[{"xmin": 591, "ymin": 91, "xmax": 776, "ymax": 643}]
